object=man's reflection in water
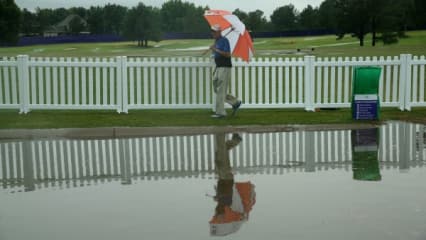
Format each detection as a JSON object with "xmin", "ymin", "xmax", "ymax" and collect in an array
[
  {"xmin": 351, "ymin": 128, "xmax": 381, "ymax": 181},
  {"xmin": 209, "ymin": 133, "xmax": 256, "ymax": 236}
]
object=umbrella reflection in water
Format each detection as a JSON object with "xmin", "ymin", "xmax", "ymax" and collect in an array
[{"xmin": 209, "ymin": 133, "xmax": 256, "ymax": 236}]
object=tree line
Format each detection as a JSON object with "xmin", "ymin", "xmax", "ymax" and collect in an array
[{"xmin": 1, "ymin": 0, "xmax": 426, "ymax": 47}]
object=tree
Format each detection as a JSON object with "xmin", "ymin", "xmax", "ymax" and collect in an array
[
  {"xmin": 388, "ymin": 0, "xmax": 415, "ymax": 33},
  {"xmin": 299, "ymin": 5, "xmax": 320, "ymax": 30},
  {"xmin": 87, "ymin": 6, "xmax": 104, "ymax": 34},
  {"xmin": 366, "ymin": 0, "xmax": 386, "ymax": 46},
  {"xmin": 160, "ymin": 0, "xmax": 207, "ymax": 33},
  {"xmin": 0, "ymin": 0, "xmax": 21, "ymax": 46},
  {"xmin": 372, "ymin": 0, "xmax": 415, "ymax": 45},
  {"xmin": 103, "ymin": 4, "xmax": 127, "ymax": 35},
  {"xmin": 318, "ymin": 0, "xmax": 339, "ymax": 32},
  {"xmin": 234, "ymin": 9, "xmax": 267, "ymax": 32},
  {"xmin": 180, "ymin": 6, "xmax": 208, "ymax": 33},
  {"xmin": 69, "ymin": 7, "xmax": 87, "ymax": 19},
  {"xmin": 270, "ymin": 4, "xmax": 298, "ymax": 31},
  {"xmin": 21, "ymin": 8, "xmax": 38, "ymax": 36},
  {"xmin": 413, "ymin": 0, "xmax": 426, "ymax": 28},
  {"xmin": 246, "ymin": 10, "xmax": 269, "ymax": 32},
  {"xmin": 123, "ymin": 3, "xmax": 162, "ymax": 47},
  {"xmin": 334, "ymin": 0, "xmax": 372, "ymax": 46},
  {"xmin": 334, "ymin": 0, "xmax": 415, "ymax": 46},
  {"xmin": 35, "ymin": 8, "xmax": 53, "ymax": 34}
]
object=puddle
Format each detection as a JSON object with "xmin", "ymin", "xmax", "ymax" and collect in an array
[
  {"xmin": 311, "ymin": 40, "xmax": 371, "ymax": 48},
  {"xmin": 1, "ymin": 121, "xmax": 425, "ymax": 239},
  {"xmin": 303, "ymin": 36, "xmax": 332, "ymax": 41},
  {"xmin": 171, "ymin": 46, "xmax": 209, "ymax": 51},
  {"xmin": 253, "ymin": 40, "xmax": 267, "ymax": 45}
]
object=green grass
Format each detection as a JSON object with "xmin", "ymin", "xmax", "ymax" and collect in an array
[
  {"xmin": 1, "ymin": 108, "xmax": 426, "ymax": 129},
  {"xmin": 1, "ymin": 31, "xmax": 425, "ymax": 58}
]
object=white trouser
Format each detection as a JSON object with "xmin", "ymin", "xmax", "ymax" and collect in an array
[{"xmin": 213, "ymin": 67, "xmax": 238, "ymax": 116}]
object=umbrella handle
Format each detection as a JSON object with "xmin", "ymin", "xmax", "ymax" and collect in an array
[{"xmin": 222, "ymin": 26, "xmax": 236, "ymax": 37}]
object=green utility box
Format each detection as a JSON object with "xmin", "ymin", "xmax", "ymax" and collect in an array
[{"xmin": 352, "ymin": 67, "xmax": 382, "ymax": 120}]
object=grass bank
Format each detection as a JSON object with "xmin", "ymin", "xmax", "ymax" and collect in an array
[
  {"xmin": 1, "ymin": 108, "xmax": 426, "ymax": 129},
  {"xmin": 0, "ymin": 31, "xmax": 425, "ymax": 58}
]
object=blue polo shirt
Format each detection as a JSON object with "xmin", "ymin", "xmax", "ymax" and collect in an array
[{"xmin": 214, "ymin": 37, "xmax": 232, "ymax": 67}]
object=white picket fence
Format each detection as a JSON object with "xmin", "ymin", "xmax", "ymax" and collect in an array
[{"xmin": 0, "ymin": 54, "xmax": 425, "ymax": 113}]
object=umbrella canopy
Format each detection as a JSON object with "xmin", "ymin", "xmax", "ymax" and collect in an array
[{"xmin": 204, "ymin": 9, "xmax": 254, "ymax": 62}]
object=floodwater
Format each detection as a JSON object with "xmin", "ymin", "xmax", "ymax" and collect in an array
[{"xmin": 1, "ymin": 121, "xmax": 426, "ymax": 240}]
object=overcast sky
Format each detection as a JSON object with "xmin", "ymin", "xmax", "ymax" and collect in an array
[{"xmin": 15, "ymin": 0, "xmax": 324, "ymax": 18}]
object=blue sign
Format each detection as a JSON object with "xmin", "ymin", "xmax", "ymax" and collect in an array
[{"xmin": 353, "ymin": 95, "xmax": 379, "ymax": 120}]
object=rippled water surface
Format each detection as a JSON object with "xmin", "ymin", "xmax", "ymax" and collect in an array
[{"xmin": 1, "ymin": 121, "xmax": 426, "ymax": 240}]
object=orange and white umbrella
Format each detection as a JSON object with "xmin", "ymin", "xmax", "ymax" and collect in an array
[{"xmin": 204, "ymin": 9, "xmax": 254, "ymax": 62}]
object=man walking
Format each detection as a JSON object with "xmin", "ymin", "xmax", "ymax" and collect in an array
[{"xmin": 210, "ymin": 24, "xmax": 242, "ymax": 118}]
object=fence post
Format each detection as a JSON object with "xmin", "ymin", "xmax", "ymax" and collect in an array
[
  {"xmin": 304, "ymin": 56, "xmax": 315, "ymax": 111},
  {"xmin": 122, "ymin": 56, "xmax": 128, "ymax": 114},
  {"xmin": 399, "ymin": 54, "xmax": 412, "ymax": 111},
  {"xmin": 404, "ymin": 54, "xmax": 412, "ymax": 111},
  {"xmin": 17, "ymin": 55, "xmax": 30, "ymax": 114},
  {"xmin": 211, "ymin": 64, "xmax": 216, "ymax": 113},
  {"xmin": 116, "ymin": 56, "xmax": 122, "ymax": 113},
  {"xmin": 399, "ymin": 54, "xmax": 407, "ymax": 111},
  {"xmin": 116, "ymin": 56, "xmax": 128, "ymax": 114}
]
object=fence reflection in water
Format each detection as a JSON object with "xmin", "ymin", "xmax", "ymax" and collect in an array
[{"xmin": 0, "ymin": 122, "xmax": 425, "ymax": 192}]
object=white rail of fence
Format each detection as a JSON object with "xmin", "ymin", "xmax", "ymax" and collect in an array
[{"xmin": 0, "ymin": 54, "xmax": 425, "ymax": 113}]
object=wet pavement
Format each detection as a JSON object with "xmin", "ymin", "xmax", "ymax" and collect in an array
[
  {"xmin": 1, "ymin": 121, "xmax": 426, "ymax": 240},
  {"xmin": 0, "ymin": 123, "xmax": 380, "ymax": 140}
]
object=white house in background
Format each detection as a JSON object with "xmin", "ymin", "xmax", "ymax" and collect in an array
[{"xmin": 43, "ymin": 14, "xmax": 88, "ymax": 37}]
